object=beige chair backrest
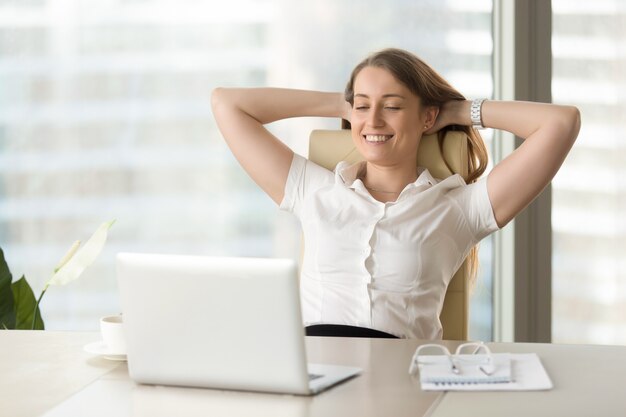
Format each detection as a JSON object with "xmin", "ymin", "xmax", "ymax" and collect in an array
[{"xmin": 308, "ymin": 129, "xmax": 470, "ymax": 340}]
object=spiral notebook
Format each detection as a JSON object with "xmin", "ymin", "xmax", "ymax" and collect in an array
[{"xmin": 417, "ymin": 353, "xmax": 553, "ymax": 391}]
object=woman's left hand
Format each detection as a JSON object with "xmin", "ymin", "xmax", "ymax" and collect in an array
[{"xmin": 423, "ymin": 100, "xmax": 470, "ymax": 135}]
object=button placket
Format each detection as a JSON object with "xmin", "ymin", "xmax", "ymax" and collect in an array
[{"xmin": 362, "ymin": 204, "xmax": 386, "ymax": 287}]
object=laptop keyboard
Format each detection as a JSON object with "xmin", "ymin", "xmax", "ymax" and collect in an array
[{"xmin": 308, "ymin": 373, "xmax": 323, "ymax": 381}]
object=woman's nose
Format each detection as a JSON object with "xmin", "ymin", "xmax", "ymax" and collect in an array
[{"xmin": 366, "ymin": 107, "xmax": 385, "ymax": 127}]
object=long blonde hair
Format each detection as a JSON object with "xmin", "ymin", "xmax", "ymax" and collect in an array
[{"xmin": 342, "ymin": 48, "xmax": 489, "ymax": 286}]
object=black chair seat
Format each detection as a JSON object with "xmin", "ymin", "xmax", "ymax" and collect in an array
[{"xmin": 305, "ymin": 324, "xmax": 399, "ymax": 339}]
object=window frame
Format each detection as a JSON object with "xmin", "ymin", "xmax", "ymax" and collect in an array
[{"xmin": 492, "ymin": 0, "xmax": 553, "ymax": 343}]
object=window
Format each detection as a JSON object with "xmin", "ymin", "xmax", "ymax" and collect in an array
[
  {"xmin": 0, "ymin": 0, "xmax": 494, "ymax": 336},
  {"xmin": 551, "ymin": 0, "xmax": 626, "ymax": 344}
]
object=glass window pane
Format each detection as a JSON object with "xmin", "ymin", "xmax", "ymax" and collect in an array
[
  {"xmin": 552, "ymin": 0, "xmax": 626, "ymax": 344},
  {"xmin": 0, "ymin": 0, "xmax": 493, "ymax": 336}
]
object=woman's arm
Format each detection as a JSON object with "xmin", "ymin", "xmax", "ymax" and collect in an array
[
  {"xmin": 211, "ymin": 88, "xmax": 349, "ymax": 204},
  {"xmin": 427, "ymin": 100, "xmax": 581, "ymax": 227}
]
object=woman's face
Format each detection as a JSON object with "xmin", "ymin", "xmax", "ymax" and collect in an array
[{"xmin": 350, "ymin": 66, "xmax": 435, "ymax": 167}]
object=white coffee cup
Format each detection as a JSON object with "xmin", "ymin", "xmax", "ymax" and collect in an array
[{"xmin": 100, "ymin": 314, "xmax": 126, "ymax": 354}]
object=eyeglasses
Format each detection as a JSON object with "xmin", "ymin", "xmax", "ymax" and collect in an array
[{"xmin": 408, "ymin": 342, "xmax": 494, "ymax": 376}]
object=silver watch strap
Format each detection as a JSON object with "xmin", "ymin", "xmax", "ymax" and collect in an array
[{"xmin": 470, "ymin": 98, "xmax": 486, "ymax": 129}]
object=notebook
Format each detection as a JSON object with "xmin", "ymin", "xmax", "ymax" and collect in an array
[
  {"xmin": 419, "ymin": 353, "xmax": 513, "ymax": 385},
  {"xmin": 116, "ymin": 252, "xmax": 361, "ymax": 395}
]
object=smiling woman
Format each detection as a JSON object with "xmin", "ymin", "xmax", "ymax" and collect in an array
[
  {"xmin": 351, "ymin": 66, "xmax": 429, "ymax": 176},
  {"xmin": 342, "ymin": 50, "xmax": 488, "ymax": 204},
  {"xmin": 211, "ymin": 47, "xmax": 580, "ymax": 340}
]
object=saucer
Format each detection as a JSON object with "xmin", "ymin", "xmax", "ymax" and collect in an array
[{"xmin": 84, "ymin": 340, "xmax": 127, "ymax": 361}]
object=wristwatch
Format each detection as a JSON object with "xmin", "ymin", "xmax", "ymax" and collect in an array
[{"xmin": 470, "ymin": 98, "xmax": 486, "ymax": 130}]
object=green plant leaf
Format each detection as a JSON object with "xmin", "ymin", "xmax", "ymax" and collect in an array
[
  {"xmin": 0, "ymin": 247, "xmax": 16, "ymax": 329},
  {"xmin": 11, "ymin": 276, "xmax": 44, "ymax": 330}
]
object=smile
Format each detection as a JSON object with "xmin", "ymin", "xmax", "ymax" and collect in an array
[{"xmin": 363, "ymin": 134, "xmax": 394, "ymax": 143}]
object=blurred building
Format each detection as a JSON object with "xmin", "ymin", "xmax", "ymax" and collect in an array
[
  {"xmin": 0, "ymin": 0, "xmax": 494, "ymax": 338},
  {"xmin": 551, "ymin": 0, "xmax": 626, "ymax": 344}
]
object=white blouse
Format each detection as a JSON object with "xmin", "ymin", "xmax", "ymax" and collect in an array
[{"xmin": 280, "ymin": 153, "xmax": 500, "ymax": 339}]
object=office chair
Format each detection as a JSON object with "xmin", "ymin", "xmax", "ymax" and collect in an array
[{"xmin": 307, "ymin": 129, "xmax": 471, "ymax": 340}]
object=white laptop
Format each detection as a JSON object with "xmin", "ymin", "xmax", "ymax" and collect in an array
[{"xmin": 116, "ymin": 252, "xmax": 361, "ymax": 395}]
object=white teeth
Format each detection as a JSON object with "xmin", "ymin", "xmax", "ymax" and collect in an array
[{"xmin": 365, "ymin": 135, "xmax": 393, "ymax": 142}]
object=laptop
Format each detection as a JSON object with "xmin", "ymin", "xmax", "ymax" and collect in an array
[{"xmin": 116, "ymin": 252, "xmax": 361, "ymax": 395}]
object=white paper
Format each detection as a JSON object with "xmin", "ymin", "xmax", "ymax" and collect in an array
[{"xmin": 419, "ymin": 353, "xmax": 553, "ymax": 391}]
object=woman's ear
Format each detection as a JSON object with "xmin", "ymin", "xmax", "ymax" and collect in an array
[{"xmin": 424, "ymin": 106, "xmax": 439, "ymax": 130}]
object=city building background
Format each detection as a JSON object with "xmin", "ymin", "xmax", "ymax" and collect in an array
[
  {"xmin": 7, "ymin": 0, "xmax": 622, "ymax": 345},
  {"xmin": 551, "ymin": 0, "xmax": 626, "ymax": 344}
]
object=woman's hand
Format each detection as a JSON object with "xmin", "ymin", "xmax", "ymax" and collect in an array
[
  {"xmin": 341, "ymin": 98, "xmax": 353, "ymax": 123},
  {"xmin": 423, "ymin": 100, "xmax": 470, "ymax": 135}
]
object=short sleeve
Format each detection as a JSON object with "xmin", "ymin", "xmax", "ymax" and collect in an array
[
  {"xmin": 448, "ymin": 176, "xmax": 500, "ymax": 242},
  {"xmin": 279, "ymin": 153, "xmax": 334, "ymax": 218}
]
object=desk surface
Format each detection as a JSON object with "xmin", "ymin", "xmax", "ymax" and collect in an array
[{"xmin": 2, "ymin": 331, "xmax": 625, "ymax": 417}]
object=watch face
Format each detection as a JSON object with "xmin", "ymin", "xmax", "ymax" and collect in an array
[{"xmin": 470, "ymin": 99, "xmax": 485, "ymax": 129}]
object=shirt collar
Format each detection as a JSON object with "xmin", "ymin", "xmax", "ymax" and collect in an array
[
  {"xmin": 336, "ymin": 161, "xmax": 365, "ymax": 188},
  {"xmin": 335, "ymin": 161, "xmax": 438, "ymax": 191}
]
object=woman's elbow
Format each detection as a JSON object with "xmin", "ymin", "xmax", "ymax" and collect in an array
[
  {"xmin": 210, "ymin": 87, "xmax": 228, "ymax": 111},
  {"xmin": 553, "ymin": 105, "xmax": 581, "ymax": 145},
  {"xmin": 564, "ymin": 105, "xmax": 581, "ymax": 142}
]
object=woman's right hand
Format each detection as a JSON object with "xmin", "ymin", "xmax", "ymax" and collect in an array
[{"xmin": 342, "ymin": 99, "xmax": 353, "ymax": 123}]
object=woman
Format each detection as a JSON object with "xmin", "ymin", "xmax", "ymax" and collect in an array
[{"xmin": 211, "ymin": 48, "xmax": 580, "ymax": 339}]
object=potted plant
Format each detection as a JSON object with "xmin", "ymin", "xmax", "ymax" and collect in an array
[{"xmin": 0, "ymin": 221, "xmax": 115, "ymax": 330}]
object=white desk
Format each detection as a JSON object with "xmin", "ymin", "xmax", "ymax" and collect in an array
[
  {"xmin": 431, "ymin": 341, "xmax": 626, "ymax": 416},
  {"xmin": 2, "ymin": 331, "xmax": 625, "ymax": 417}
]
